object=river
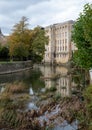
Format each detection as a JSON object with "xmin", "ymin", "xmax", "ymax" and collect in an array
[{"xmin": 0, "ymin": 64, "xmax": 88, "ymax": 130}]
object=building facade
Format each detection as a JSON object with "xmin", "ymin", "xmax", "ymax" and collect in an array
[
  {"xmin": 44, "ymin": 20, "xmax": 76, "ymax": 64},
  {"xmin": 0, "ymin": 28, "xmax": 7, "ymax": 46}
]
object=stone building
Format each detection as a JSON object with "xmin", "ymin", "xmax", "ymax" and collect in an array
[
  {"xmin": 0, "ymin": 28, "xmax": 7, "ymax": 46},
  {"xmin": 44, "ymin": 20, "xmax": 76, "ymax": 64}
]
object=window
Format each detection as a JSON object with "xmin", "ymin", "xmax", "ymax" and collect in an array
[
  {"xmin": 65, "ymin": 32, "xmax": 67, "ymax": 37},
  {"xmin": 65, "ymin": 46, "xmax": 67, "ymax": 51},
  {"xmin": 63, "ymin": 39, "xmax": 64, "ymax": 44},
  {"xmin": 63, "ymin": 46, "xmax": 64, "ymax": 51},
  {"xmin": 65, "ymin": 39, "xmax": 67, "ymax": 44},
  {"xmin": 60, "ymin": 47, "xmax": 62, "ymax": 51},
  {"xmin": 65, "ymin": 25, "xmax": 67, "ymax": 28},
  {"xmin": 60, "ymin": 40, "xmax": 61, "ymax": 44},
  {"xmin": 58, "ymin": 47, "xmax": 59, "ymax": 51}
]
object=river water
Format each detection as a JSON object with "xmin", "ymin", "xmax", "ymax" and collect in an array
[
  {"xmin": 0, "ymin": 65, "xmax": 86, "ymax": 97},
  {"xmin": 0, "ymin": 64, "xmax": 88, "ymax": 130}
]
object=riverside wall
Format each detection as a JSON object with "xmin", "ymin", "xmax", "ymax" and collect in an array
[{"xmin": 0, "ymin": 60, "xmax": 33, "ymax": 74}]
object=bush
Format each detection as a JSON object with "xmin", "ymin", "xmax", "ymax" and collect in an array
[
  {"xmin": 5, "ymin": 82, "xmax": 28, "ymax": 94},
  {"xmin": 49, "ymin": 86, "xmax": 57, "ymax": 92},
  {"xmin": 54, "ymin": 93, "xmax": 61, "ymax": 100},
  {"xmin": 0, "ymin": 93, "xmax": 12, "ymax": 107},
  {"xmin": 83, "ymin": 85, "xmax": 92, "ymax": 130}
]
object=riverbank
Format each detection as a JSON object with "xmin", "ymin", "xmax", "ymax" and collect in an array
[
  {"xmin": 0, "ymin": 60, "xmax": 33, "ymax": 75},
  {"xmin": 0, "ymin": 65, "xmax": 91, "ymax": 130},
  {"xmin": 0, "ymin": 85, "xmax": 86, "ymax": 130}
]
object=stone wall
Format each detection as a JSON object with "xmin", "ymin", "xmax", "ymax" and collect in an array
[{"xmin": 0, "ymin": 60, "xmax": 32, "ymax": 74}]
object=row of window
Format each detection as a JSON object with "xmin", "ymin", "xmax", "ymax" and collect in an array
[
  {"xmin": 55, "ymin": 53, "xmax": 67, "ymax": 58},
  {"xmin": 55, "ymin": 25, "xmax": 68, "ymax": 31},
  {"xmin": 45, "ymin": 53, "xmax": 68, "ymax": 58},
  {"xmin": 58, "ymin": 78, "xmax": 69, "ymax": 86},
  {"xmin": 45, "ymin": 24, "xmax": 73, "ymax": 34},
  {"xmin": 56, "ymin": 39, "xmax": 67, "ymax": 44},
  {"xmin": 46, "ymin": 45, "xmax": 68, "ymax": 52},
  {"xmin": 56, "ymin": 46, "xmax": 68, "ymax": 51},
  {"xmin": 55, "ymin": 32, "xmax": 67, "ymax": 37}
]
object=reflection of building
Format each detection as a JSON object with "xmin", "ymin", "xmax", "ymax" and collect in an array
[
  {"xmin": 44, "ymin": 20, "xmax": 77, "ymax": 64},
  {"xmin": 39, "ymin": 65, "xmax": 72, "ymax": 97},
  {"xmin": 39, "ymin": 65, "xmax": 56, "ymax": 88},
  {"xmin": 56, "ymin": 75, "xmax": 72, "ymax": 97},
  {"xmin": 0, "ymin": 84, "xmax": 5, "ymax": 93},
  {"xmin": 89, "ymin": 69, "xmax": 92, "ymax": 84}
]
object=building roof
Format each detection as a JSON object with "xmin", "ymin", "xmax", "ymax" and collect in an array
[{"xmin": 45, "ymin": 20, "xmax": 75, "ymax": 29}]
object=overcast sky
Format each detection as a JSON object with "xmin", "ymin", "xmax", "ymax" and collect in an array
[{"xmin": 0, "ymin": 0, "xmax": 91, "ymax": 35}]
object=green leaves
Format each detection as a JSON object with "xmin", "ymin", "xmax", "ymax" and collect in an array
[
  {"xmin": 30, "ymin": 26, "xmax": 48, "ymax": 62},
  {"xmin": 72, "ymin": 4, "xmax": 92, "ymax": 69}
]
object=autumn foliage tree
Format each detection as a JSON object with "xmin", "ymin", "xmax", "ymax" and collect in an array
[
  {"xmin": 8, "ymin": 17, "xmax": 48, "ymax": 62},
  {"xmin": 8, "ymin": 16, "xmax": 31, "ymax": 60}
]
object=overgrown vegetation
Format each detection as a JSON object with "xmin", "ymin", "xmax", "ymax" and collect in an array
[
  {"xmin": 46, "ymin": 86, "xmax": 57, "ymax": 92},
  {"xmin": 72, "ymin": 3, "xmax": 92, "ymax": 69},
  {"xmin": 5, "ymin": 82, "xmax": 28, "ymax": 93},
  {"xmin": 72, "ymin": 3, "xmax": 92, "ymax": 129},
  {"xmin": 84, "ymin": 85, "xmax": 92, "ymax": 120},
  {"xmin": 54, "ymin": 93, "xmax": 61, "ymax": 100},
  {"xmin": 0, "ymin": 82, "xmax": 33, "ymax": 129}
]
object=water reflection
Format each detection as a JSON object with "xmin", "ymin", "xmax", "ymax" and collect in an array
[
  {"xmin": 89, "ymin": 69, "xmax": 92, "ymax": 84},
  {"xmin": 56, "ymin": 75, "xmax": 72, "ymax": 97},
  {"xmin": 0, "ymin": 69, "xmax": 45, "ymax": 93},
  {"xmin": 29, "ymin": 87, "xmax": 34, "ymax": 95},
  {"xmin": 38, "ymin": 65, "xmax": 76, "ymax": 97},
  {"xmin": 0, "ymin": 65, "xmax": 86, "ymax": 130},
  {"xmin": 0, "ymin": 84, "xmax": 5, "ymax": 93},
  {"xmin": 36, "ymin": 66, "xmax": 85, "ymax": 97},
  {"xmin": 0, "ymin": 65, "xmax": 86, "ymax": 97}
]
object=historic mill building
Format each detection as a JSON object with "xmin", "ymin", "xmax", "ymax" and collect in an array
[{"xmin": 44, "ymin": 20, "xmax": 76, "ymax": 64}]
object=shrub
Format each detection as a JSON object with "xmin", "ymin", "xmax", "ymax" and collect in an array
[
  {"xmin": 54, "ymin": 93, "xmax": 61, "ymax": 100},
  {"xmin": 0, "ymin": 93, "xmax": 12, "ymax": 107},
  {"xmin": 5, "ymin": 82, "xmax": 28, "ymax": 94},
  {"xmin": 49, "ymin": 86, "xmax": 57, "ymax": 92}
]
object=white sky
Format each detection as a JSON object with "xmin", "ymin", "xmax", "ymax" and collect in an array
[{"xmin": 0, "ymin": 0, "xmax": 92, "ymax": 35}]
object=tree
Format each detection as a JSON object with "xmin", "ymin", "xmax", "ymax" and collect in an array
[
  {"xmin": 8, "ymin": 16, "xmax": 31, "ymax": 60},
  {"xmin": 0, "ymin": 46, "xmax": 9, "ymax": 59},
  {"xmin": 72, "ymin": 4, "xmax": 92, "ymax": 69},
  {"xmin": 0, "ymin": 43, "xmax": 9, "ymax": 60},
  {"xmin": 8, "ymin": 17, "xmax": 48, "ymax": 62},
  {"xmin": 30, "ymin": 26, "xmax": 48, "ymax": 62}
]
